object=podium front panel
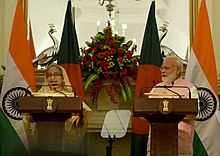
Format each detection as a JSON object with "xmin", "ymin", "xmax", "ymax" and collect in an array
[
  {"xmin": 134, "ymin": 98, "xmax": 198, "ymax": 117},
  {"xmin": 18, "ymin": 96, "xmax": 83, "ymax": 122},
  {"xmin": 19, "ymin": 96, "xmax": 82, "ymax": 113}
]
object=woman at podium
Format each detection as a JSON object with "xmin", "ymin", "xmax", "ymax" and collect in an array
[{"xmin": 24, "ymin": 63, "xmax": 91, "ymax": 154}]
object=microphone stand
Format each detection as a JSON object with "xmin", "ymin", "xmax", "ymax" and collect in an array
[
  {"xmin": 170, "ymin": 81, "xmax": 191, "ymax": 98},
  {"xmin": 53, "ymin": 87, "xmax": 67, "ymax": 97},
  {"xmin": 106, "ymin": 135, "xmax": 115, "ymax": 156},
  {"xmin": 27, "ymin": 84, "xmax": 76, "ymax": 97},
  {"xmin": 139, "ymin": 83, "xmax": 190, "ymax": 99},
  {"xmin": 54, "ymin": 84, "xmax": 76, "ymax": 97},
  {"xmin": 163, "ymin": 85, "xmax": 182, "ymax": 98},
  {"xmin": 140, "ymin": 86, "xmax": 155, "ymax": 98}
]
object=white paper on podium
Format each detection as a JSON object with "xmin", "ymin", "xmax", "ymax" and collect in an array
[{"xmin": 100, "ymin": 110, "xmax": 131, "ymax": 138}]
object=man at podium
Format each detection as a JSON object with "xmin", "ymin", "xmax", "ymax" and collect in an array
[
  {"xmin": 147, "ymin": 56, "xmax": 199, "ymax": 156},
  {"xmin": 23, "ymin": 63, "xmax": 91, "ymax": 154}
]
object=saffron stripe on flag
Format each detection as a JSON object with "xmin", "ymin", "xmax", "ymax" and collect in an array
[
  {"xmin": 0, "ymin": 0, "xmax": 36, "ymax": 155},
  {"xmin": 185, "ymin": 0, "xmax": 220, "ymax": 155}
]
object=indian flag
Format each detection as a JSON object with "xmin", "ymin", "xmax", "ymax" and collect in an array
[
  {"xmin": 185, "ymin": 0, "xmax": 220, "ymax": 155},
  {"xmin": 0, "ymin": 0, "xmax": 36, "ymax": 155}
]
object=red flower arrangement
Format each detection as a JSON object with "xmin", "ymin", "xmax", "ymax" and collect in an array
[{"xmin": 80, "ymin": 21, "xmax": 139, "ymax": 105}]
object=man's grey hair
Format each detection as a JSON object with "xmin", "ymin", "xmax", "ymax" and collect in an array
[{"xmin": 164, "ymin": 56, "xmax": 183, "ymax": 71}]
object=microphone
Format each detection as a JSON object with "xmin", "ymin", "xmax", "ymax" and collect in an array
[
  {"xmin": 170, "ymin": 81, "xmax": 191, "ymax": 98},
  {"xmin": 139, "ymin": 80, "xmax": 190, "ymax": 98},
  {"xmin": 27, "ymin": 84, "xmax": 57, "ymax": 90},
  {"xmin": 140, "ymin": 86, "xmax": 155, "ymax": 98},
  {"xmin": 152, "ymin": 81, "xmax": 191, "ymax": 98},
  {"xmin": 163, "ymin": 85, "xmax": 182, "ymax": 98},
  {"xmin": 52, "ymin": 84, "xmax": 67, "ymax": 97},
  {"xmin": 140, "ymin": 85, "xmax": 182, "ymax": 98},
  {"xmin": 139, "ymin": 80, "xmax": 156, "ymax": 98},
  {"xmin": 54, "ymin": 84, "xmax": 76, "ymax": 97},
  {"xmin": 26, "ymin": 84, "xmax": 54, "ymax": 96},
  {"xmin": 27, "ymin": 84, "xmax": 76, "ymax": 97}
]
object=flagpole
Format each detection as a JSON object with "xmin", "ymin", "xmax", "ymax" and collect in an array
[{"xmin": 190, "ymin": 0, "xmax": 199, "ymax": 47}]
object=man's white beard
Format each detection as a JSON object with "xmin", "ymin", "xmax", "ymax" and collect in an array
[{"xmin": 162, "ymin": 71, "xmax": 178, "ymax": 83}]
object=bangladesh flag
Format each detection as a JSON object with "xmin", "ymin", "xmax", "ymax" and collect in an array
[
  {"xmin": 130, "ymin": 1, "xmax": 163, "ymax": 156},
  {"xmin": 57, "ymin": 0, "xmax": 85, "ymax": 101}
]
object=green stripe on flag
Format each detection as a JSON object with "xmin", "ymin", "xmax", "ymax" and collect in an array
[
  {"xmin": 193, "ymin": 131, "xmax": 208, "ymax": 156},
  {"xmin": 0, "ymin": 109, "xmax": 28, "ymax": 156},
  {"xmin": 57, "ymin": 0, "xmax": 80, "ymax": 65},
  {"xmin": 130, "ymin": 133, "xmax": 148, "ymax": 156}
]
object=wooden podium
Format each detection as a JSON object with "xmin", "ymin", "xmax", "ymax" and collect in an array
[
  {"xmin": 18, "ymin": 96, "xmax": 83, "ymax": 153},
  {"xmin": 19, "ymin": 96, "xmax": 83, "ymax": 122},
  {"xmin": 134, "ymin": 98, "xmax": 198, "ymax": 156}
]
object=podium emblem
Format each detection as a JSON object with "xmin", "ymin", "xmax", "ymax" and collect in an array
[
  {"xmin": 158, "ymin": 99, "xmax": 173, "ymax": 114},
  {"xmin": 162, "ymin": 100, "xmax": 169, "ymax": 112},
  {"xmin": 46, "ymin": 99, "xmax": 53, "ymax": 111},
  {"xmin": 41, "ymin": 97, "xmax": 58, "ymax": 113}
]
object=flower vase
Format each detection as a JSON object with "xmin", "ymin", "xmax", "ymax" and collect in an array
[
  {"xmin": 96, "ymin": 85, "xmax": 119, "ymax": 111},
  {"xmin": 84, "ymin": 80, "xmax": 120, "ymax": 111}
]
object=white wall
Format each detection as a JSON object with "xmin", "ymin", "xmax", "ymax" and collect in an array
[
  {"xmin": 0, "ymin": 0, "xmax": 5, "ymax": 74},
  {"xmin": 0, "ymin": 0, "xmax": 17, "ymax": 74},
  {"xmin": 0, "ymin": 0, "xmax": 219, "ymax": 74},
  {"xmin": 29, "ymin": 0, "xmax": 190, "ymax": 59},
  {"xmin": 212, "ymin": 0, "xmax": 220, "ymax": 75}
]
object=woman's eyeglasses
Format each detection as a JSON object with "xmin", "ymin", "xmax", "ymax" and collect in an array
[{"xmin": 46, "ymin": 73, "xmax": 63, "ymax": 78}]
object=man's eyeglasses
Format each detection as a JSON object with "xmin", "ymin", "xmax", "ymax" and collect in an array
[
  {"xmin": 46, "ymin": 73, "xmax": 63, "ymax": 78},
  {"xmin": 160, "ymin": 66, "xmax": 177, "ymax": 71}
]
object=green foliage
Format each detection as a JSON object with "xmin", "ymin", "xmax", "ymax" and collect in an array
[{"xmin": 80, "ymin": 21, "xmax": 139, "ymax": 104}]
